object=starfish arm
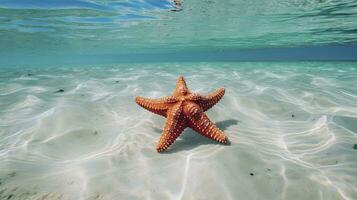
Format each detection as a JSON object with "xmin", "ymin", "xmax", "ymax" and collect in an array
[
  {"xmin": 195, "ymin": 88, "xmax": 225, "ymax": 111},
  {"xmin": 156, "ymin": 103, "xmax": 186, "ymax": 152},
  {"xmin": 173, "ymin": 76, "xmax": 190, "ymax": 96},
  {"xmin": 135, "ymin": 96, "xmax": 177, "ymax": 117},
  {"xmin": 187, "ymin": 111, "xmax": 228, "ymax": 144}
]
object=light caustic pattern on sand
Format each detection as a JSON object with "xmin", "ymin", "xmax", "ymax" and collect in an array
[{"xmin": 0, "ymin": 62, "xmax": 356, "ymax": 200}]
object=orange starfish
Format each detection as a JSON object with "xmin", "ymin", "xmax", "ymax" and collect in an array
[{"xmin": 135, "ymin": 76, "xmax": 229, "ymax": 152}]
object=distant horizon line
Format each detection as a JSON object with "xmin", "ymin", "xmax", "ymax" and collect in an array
[{"xmin": 1, "ymin": 43, "xmax": 357, "ymax": 67}]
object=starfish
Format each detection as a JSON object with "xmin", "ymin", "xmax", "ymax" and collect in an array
[{"xmin": 135, "ymin": 76, "xmax": 229, "ymax": 152}]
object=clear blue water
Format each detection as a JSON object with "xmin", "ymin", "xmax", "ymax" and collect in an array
[
  {"xmin": 0, "ymin": 1, "xmax": 357, "ymax": 200},
  {"xmin": 1, "ymin": 0, "xmax": 357, "ymax": 65}
]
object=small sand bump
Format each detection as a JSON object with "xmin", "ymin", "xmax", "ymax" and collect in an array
[
  {"xmin": 8, "ymin": 172, "xmax": 16, "ymax": 178},
  {"xmin": 54, "ymin": 89, "xmax": 65, "ymax": 93}
]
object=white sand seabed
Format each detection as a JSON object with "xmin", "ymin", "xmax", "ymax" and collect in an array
[{"xmin": 0, "ymin": 62, "xmax": 356, "ymax": 200}]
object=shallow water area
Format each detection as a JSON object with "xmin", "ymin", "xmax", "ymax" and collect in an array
[
  {"xmin": 1, "ymin": 0, "xmax": 357, "ymax": 65},
  {"xmin": 0, "ymin": 62, "xmax": 356, "ymax": 200}
]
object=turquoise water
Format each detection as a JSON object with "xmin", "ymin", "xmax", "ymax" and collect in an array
[
  {"xmin": 1, "ymin": 0, "xmax": 357, "ymax": 200},
  {"xmin": 1, "ymin": 0, "xmax": 357, "ymax": 65}
]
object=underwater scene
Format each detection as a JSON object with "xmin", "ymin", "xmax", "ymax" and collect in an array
[{"xmin": 0, "ymin": 0, "xmax": 357, "ymax": 200}]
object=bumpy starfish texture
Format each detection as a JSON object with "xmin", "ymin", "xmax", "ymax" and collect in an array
[{"xmin": 135, "ymin": 76, "xmax": 229, "ymax": 152}]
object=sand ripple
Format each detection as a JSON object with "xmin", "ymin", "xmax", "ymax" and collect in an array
[{"xmin": 0, "ymin": 62, "xmax": 356, "ymax": 200}]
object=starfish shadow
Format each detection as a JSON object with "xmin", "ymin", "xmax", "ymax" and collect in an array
[{"xmin": 152, "ymin": 119, "xmax": 239, "ymax": 154}]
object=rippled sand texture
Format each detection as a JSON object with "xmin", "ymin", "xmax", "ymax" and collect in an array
[{"xmin": 0, "ymin": 62, "xmax": 357, "ymax": 200}]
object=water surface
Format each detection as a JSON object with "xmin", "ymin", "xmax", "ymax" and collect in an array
[{"xmin": 1, "ymin": 0, "xmax": 357, "ymax": 65}]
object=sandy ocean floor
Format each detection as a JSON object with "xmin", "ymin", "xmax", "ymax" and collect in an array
[{"xmin": 0, "ymin": 62, "xmax": 357, "ymax": 200}]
